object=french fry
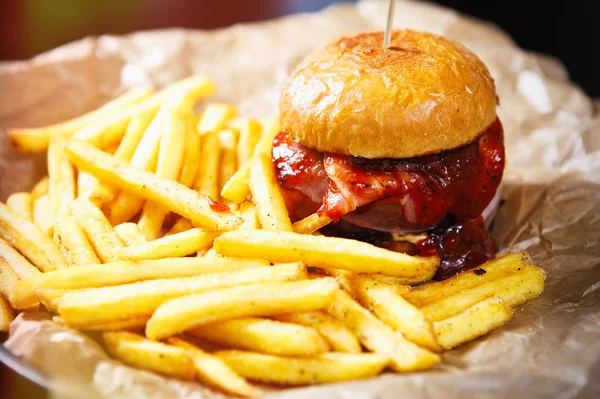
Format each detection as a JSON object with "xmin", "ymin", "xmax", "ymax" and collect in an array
[
  {"xmin": 218, "ymin": 129, "xmax": 239, "ymax": 196},
  {"xmin": 0, "ymin": 202, "xmax": 67, "ymax": 271},
  {"xmin": 216, "ymin": 351, "xmax": 388, "ymax": 385},
  {"xmin": 114, "ymin": 223, "xmax": 148, "ymax": 246},
  {"xmin": 31, "ymin": 176, "xmax": 49, "ymax": 198},
  {"xmin": 165, "ymin": 218, "xmax": 193, "ymax": 236},
  {"xmin": 433, "ymin": 296, "xmax": 514, "ymax": 350},
  {"xmin": 178, "ymin": 118, "xmax": 202, "ymax": 188},
  {"xmin": 249, "ymin": 155, "xmax": 293, "ymax": 231},
  {"xmin": 13, "ymin": 256, "xmax": 270, "ymax": 309},
  {"xmin": 274, "ymin": 311, "xmax": 362, "ymax": 353},
  {"xmin": 353, "ymin": 277, "xmax": 440, "ymax": 351},
  {"xmin": 195, "ymin": 131, "xmax": 221, "ymax": 200},
  {"xmin": 231, "ymin": 118, "xmax": 262, "ymax": 167},
  {"xmin": 67, "ymin": 140, "xmax": 243, "ymax": 231},
  {"xmin": 321, "ymin": 268, "xmax": 416, "ymax": 295},
  {"xmin": 6, "ymin": 192, "xmax": 33, "ymax": 221},
  {"xmin": 83, "ymin": 316, "xmax": 149, "ymax": 332},
  {"xmin": 197, "ymin": 103, "xmax": 237, "ymax": 135},
  {"xmin": 32, "ymin": 194, "xmax": 53, "ymax": 235},
  {"xmin": 7, "ymin": 87, "xmax": 153, "ymax": 152},
  {"xmin": 189, "ymin": 317, "xmax": 330, "ymax": 356},
  {"xmin": 103, "ymin": 332, "xmax": 195, "ymax": 380},
  {"xmin": 168, "ymin": 337, "xmax": 256, "ymax": 398},
  {"xmin": 293, "ymin": 213, "xmax": 331, "ymax": 235},
  {"xmin": 421, "ymin": 264, "xmax": 546, "ymax": 322},
  {"xmin": 37, "ymin": 289, "xmax": 65, "ymax": 312},
  {"xmin": 146, "ymin": 278, "xmax": 337, "ymax": 340},
  {"xmin": 76, "ymin": 171, "xmax": 98, "ymax": 201},
  {"xmin": 0, "ymin": 257, "xmax": 20, "ymax": 306},
  {"xmin": 57, "ymin": 263, "xmax": 306, "ymax": 327},
  {"xmin": 327, "ymin": 289, "xmax": 440, "ymax": 372},
  {"xmin": 404, "ymin": 252, "xmax": 531, "ymax": 307},
  {"xmin": 0, "ymin": 296, "xmax": 15, "ymax": 332},
  {"xmin": 53, "ymin": 215, "xmax": 101, "ymax": 267},
  {"xmin": 70, "ymin": 199, "xmax": 124, "ymax": 263},
  {"xmin": 239, "ymin": 202, "xmax": 260, "ymax": 230},
  {"xmin": 215, "ymin": 230, "xmax": 439, "ymax": 279},
  {"xmin": 0, "ymin": 238, "xmax": 40, "ymax": 278},
  {"xmin": 47, "ymin": 135, "xmax": 76, "ymax": 226},
  {"xmin": 119, "ymin": 228, "xmax": 218, "ymax": 260}
]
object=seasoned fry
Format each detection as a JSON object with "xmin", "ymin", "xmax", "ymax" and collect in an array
[
  {"xmin": 67, "ymin": 140, "xmax": 243, "ymax": 231},
  {"xmin": 57, "ymin": 263, "xmax": 306, "ymax": 327},
  {"xmin": 165, "ymin": 218, "xmax": 193, "ymax": 236},
  {"xmin": 197, "ymin": 103, "xmax": 237, "ymax": 135},
  {"xmin": 103, "ymin": 332, "xmax": 195, "ymax": 380},
  {"xmin": 6, "ymin": 192, "xmax": 33, "ymax": 221},
  {"xmin": 32, "ymin": 194, "xmax": 53, "ymax": 235},
  {"xmin": 0, "ymin": 296, "xmax": 15, "ymax": 332},
  {"xmin": 404, "ymin": 252, "xmax": 531, "ymax": 307},
  {"xmin": 215, "ymin": 230, "xmax": 438, "ymax": 279},
  {"xmin": 0, "ymin": 202, "xmax": 67, "ymax": 271},
  {"xmin": 321, "ymin": 268, "xmax": 416, "ymax": 295},
  {"xmin": 146, "ymin": 278, "xmax": 337, "ymax": 340},
  {"xmin": 195, "ymin": 131, "xmax": 221, "ymax": 200},
  {"xmin": 218, "ymin": 129, "xmax": 239, "ymax": 195},
  {"xmin": 119, "ymin": 228, "xmax": 218, "ymax": 260},
  {"xmin": 433, "ymin": 296, "xmax": 514, "ymax": 350},
  {"xmin": 167, "ymin": 338, "xmax": 256, "ymax": 397},
  {"xmin": 31, "ymin": 176, "xmax": 49, "ymax": 198},
  {"xmin": 13, "ymin": 257, "xmax": 271, "ymax": 309},
  {"xmin": 0, "ymin": 238, "xmax": 40, "ymax": 279},
  {"xmin": 239, "ymin": 202, "xmax": 260, "ymax": 230},
  {"xmin": 70, "ymin": 199, "xmax": 124, "ymax": 263},
  {"xmin": 293, "ymin": 213, "xmax": 331, "ymax": 235},
  {"xmin": 7, "ymin": 87, "xmax": 153, "ymax": 152},
  {"xmin": 216, "ymin": 351, "xmax": 388, "ymax": 385},
  {"xmin": 249, "ymin": 155, "xmax": 293, "ymax": 231},
  {"xmin": 114, "ymin": 223, "xmax": 148, "ymax": 247},
  {"xmin": 190, "ymin": 317, "xmax": 330, "ymax": 356},
  {"xmin": 327, "ymin": 289, "xmax": 440, "ymax": 372},
  {"xmin": 274, "ymin": 311, "xmax": 362, "ymax": 353},
  {"xmin": 421, "ymin": 264, "xmax": 546, "ymax": 322},
  {"xmin": 53, "ymin": 215, "xmax": 101, "ymax": 267},
  {"xmin": 353, "ymin": 278, "xmax": 439, "ymax": 351},
  {"xmin": 232, "ymin": 118, "xmax": 262, "ymax": 167},
  {"xmin": 0, "ymin": 257, "xmax": 20, "ymax": 306},
  {"xmin": 178, "ymin": 118, "xmax": 202, "ymax": 188},
  {"xmin": 47, "ymin": 135, "xmax": 76, "ymax": 225}
]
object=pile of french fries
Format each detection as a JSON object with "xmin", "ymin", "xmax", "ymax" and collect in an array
[{"xmin": 0, "ymin": 76, "xmax": 546, "ymax": 396}]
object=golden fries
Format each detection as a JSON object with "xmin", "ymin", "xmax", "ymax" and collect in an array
[
  {"xmin": 168, "ymin": 338, "xmax": 256, "ymax": 397},
  {"xmin": 32, "ymin": 194, "xmax": 53, "ymax": 235},
  {"xmin": 0, "ymin": 257, "xmax": 20, "ymax": 306},
  {"xmin": 114, "ymin": 223, "xmax": 148, "ymax": 246},
  {"xmin": 293, "ymin": 213, "xmax": 332, "ymax": 235},
  {"xmin": 178, "ymin": 119, "xmax": 201, "ymax": 188},
  {"xmin": 31, "ymin": 176, "xmax": 49, "ymax": 199},
  {"xmin": 216, "ymin": 351, "xmax": 388, "ymax": 385},
  {"xmin": 0, "ymin": 238, "xmax": 40, "ymax": 279},
  {"xmin": 6, "ymin": 192, "xmax": 33, "ymax": 221},
  {"xmin": 327, "ymin": 289, "xmax": 440, "ymax": 372},
  {"xmin": 232, "ymin": 118, "xmax": 262, "ymax": 167},
  {"xmin": 146, "ymin": 278, "xmax": 338, "ymax": 340},
  {"xmin": 0, "ymin": 202, "xmax": 67, "ymax": 271},
  {"xmin": 57, "ymin": 263, "xmax": 306, "ymax": 327},
  {"xmin": 103, "ymin": 332, "xmax": 196, "ymax": 380},
  {"xmin": 433, "ymin": 296, "xmax": 514, "ymax": 350},
  {"xmin": 83, "ymin": 316, "xmax": 149, "ymax": 332},
  {"xmin": 218, "ymin": 129, "xmax": 239, "ymax": 195},
  {"xmin": 47, "ymin": 135, "xmax": 76, "ymax": 227},
  {"xmin": 197, "ymin": 103, "xmax": 237, "ymax": 135},
  {"xmin": 118, "ymin": 228, "xmax": 218, "ymax": 260},
  {"xmin": 0, "ymin": 295, "xmax": 15, "ymax": 332},
  {"xmin": 66, "ymin": 141, "xmax": 243, "ymax": 231},
  {"xmin": 165, "ymin": 218, "xmax": 193, "ymax": 236},
  {"xmin": 54, "ymin": 216, "xmax": 101, "ymax": 267},
  {"xmin": 195, "ymin": 131, "xmax": 221, "ymax": 200},
  {"xmin": 190, "ymin": 317, "xmax": 330, "ymax": 356},
  {"xmin": 215, "ymin": 230, "xmax": 438, "ymax": 279}
]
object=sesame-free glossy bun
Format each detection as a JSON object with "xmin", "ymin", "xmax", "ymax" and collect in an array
[{"xmin": 279, "ymin": 30, "xmax": 498, "ymax": 159}]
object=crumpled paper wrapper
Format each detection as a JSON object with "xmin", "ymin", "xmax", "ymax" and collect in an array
[{"xmin": 1, "ymin": 0, "xmax": 599, "ymax": 398}]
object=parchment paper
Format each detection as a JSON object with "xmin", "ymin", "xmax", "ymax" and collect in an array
[{"xmin": 1, "ymin": 1, "xmax": 599, "ymax": 398}]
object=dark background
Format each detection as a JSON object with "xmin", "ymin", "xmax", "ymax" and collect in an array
[{"xmin": 0, "ymin": 0, "xmax": 598, "ymax": 397}]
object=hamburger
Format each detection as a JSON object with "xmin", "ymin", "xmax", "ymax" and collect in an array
[{"xmin": 272, "ymin": 30, "xmax": 505, "ymax": 280}]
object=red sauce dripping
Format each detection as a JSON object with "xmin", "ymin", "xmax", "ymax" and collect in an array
[{"xmin": 208, "ymin": 198, "xmax": 230, "ymax": 213}]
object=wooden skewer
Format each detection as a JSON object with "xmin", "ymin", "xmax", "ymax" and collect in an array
[{"xmin": 383, "ymin": 0, "xmax": 397, "ymax": 48}]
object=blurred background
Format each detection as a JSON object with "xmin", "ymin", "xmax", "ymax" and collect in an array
[{"xmin": 0, "ymin": 0, "xmax": 597, "ymax": 397}]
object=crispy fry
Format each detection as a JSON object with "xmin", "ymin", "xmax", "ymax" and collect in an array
[
  {"xmin": 190, "ymin": 317, "xmax": 330, "ymax": 356},
  {"xmin": 53, "ymin": 215, "xmax": 101, "ymax": 267},
  {"xmin": 7, "ymin": 87, "xmax": 153, "ymax": 152},
  {"xmin": 57, "ymin": 263, "xmax": 305, "ymax": 327},
  {"xmin": 6, "ymin": 192, "xmax": 33, "ymax": 221},
  {"xmin": 103, "ymin": 332, "xmax": 195, "ymax": 380},
  {"xmin": 146, "ymin": 278, "xmax": 337, "ymax": 340},
  {"xmin": 197, "ymin": 103, "xmax": 237, "ymax": 135},
  {"xmin": 67, "ymin": 140, "xmax": 243, "ymax": 231},
  {"xmin": 293, "ymin": 213, "xmax": 331, "ymax": 235},
  {"xmin": 0, "ymin": 257, "xmax": 20, "ymax": 306},
  {"xmin": 47, "ymin": 135, "xmax": 76, "ymax": 226},
  {"xmin": 239, "ymin": 202, "xmax": 260, "ymax": 230},
  {"xmin": 249, "ymin": 155, "xmax": 293, "ymax": 231},
  {"xmin": 37, "ymin": 289, "xmax": 65, "ymax": 312},
  {"xmin": 13, "ymin": 257, "xmax": 270, "ymax": 309},
  {"xmin": 0, "ymin": 201, "xmax": 67, "ymax": 271},
  {"xmin": 32, "ymin": 194, "xmax": 53, "ymax": 235},
  {"xmin": 215, "ymin": 230, "xmax": 438, "ymax": 279},
  {"xmin": 168, "ymin": 338, "xmax": 256, "ymax": 397},
  {"xmin": 321, "ymin": 268, "xmax": 416, "ymax": 295},
  {"xmin": 216, "ymin": 350, "xmax": 388, "ymax": 385},
  {"xmin": 31, "ymin": 176, "xmax": 49, "ymax": 198},
  {"xmin": 165, "ymin": 217, "xmax": 193, "ymax": 236},
  {"xmin": 119, "ymin": 228, "xmax": 218, "ymax": 260},
  {"xmin": 114, "ymin": 223, "xmax": 148, "ymax": 246},
  {"xmin": 83, "ymin": 316, "xmax": 148, "ymax": 332},
  {"xmin": 0, "ymin": 296, "xmax": 15, "ymax": 332},
  {"xmin": 232, "ymin": 118, "xmax": 262, "ymax": 167},
  {"xmin": 70, "ymin": 199, "xmax": 124, "ymax": 263},
  {"xmin": 0, "ymin": 238, "xmax": 40, "ymax": 279},
  {"xmin": 421, "ymin": 264, "xmax": 546, "ymax": 322},
  {"xmin": 218, "ymin": 129, "xmax": 239, "ymax": 196},
  {"xmin": 178, "ymin": 118, "xmax": 202, "ymax": 188},
  {"xmin": 76, "ymin": 171, "xmax": 97, "ymax": 201},
  {"xmin": 274, "ymin": 311, "xmax": 362, "ymax": 353},
  {"xmin": 195, "ymin": 131, "xmax": 221, "ymax": 200},
  {"xmin": 433, "ymin": 296, "xmax": 514, "ymax": 350},
  {"xmin": 327, "ymin": 289, "xmax": 440, "ymax": 372}
]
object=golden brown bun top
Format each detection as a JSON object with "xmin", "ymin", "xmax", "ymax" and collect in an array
[{"xmin": 280, "ymin": 30, "xmax": 498, "ymax": 158}]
